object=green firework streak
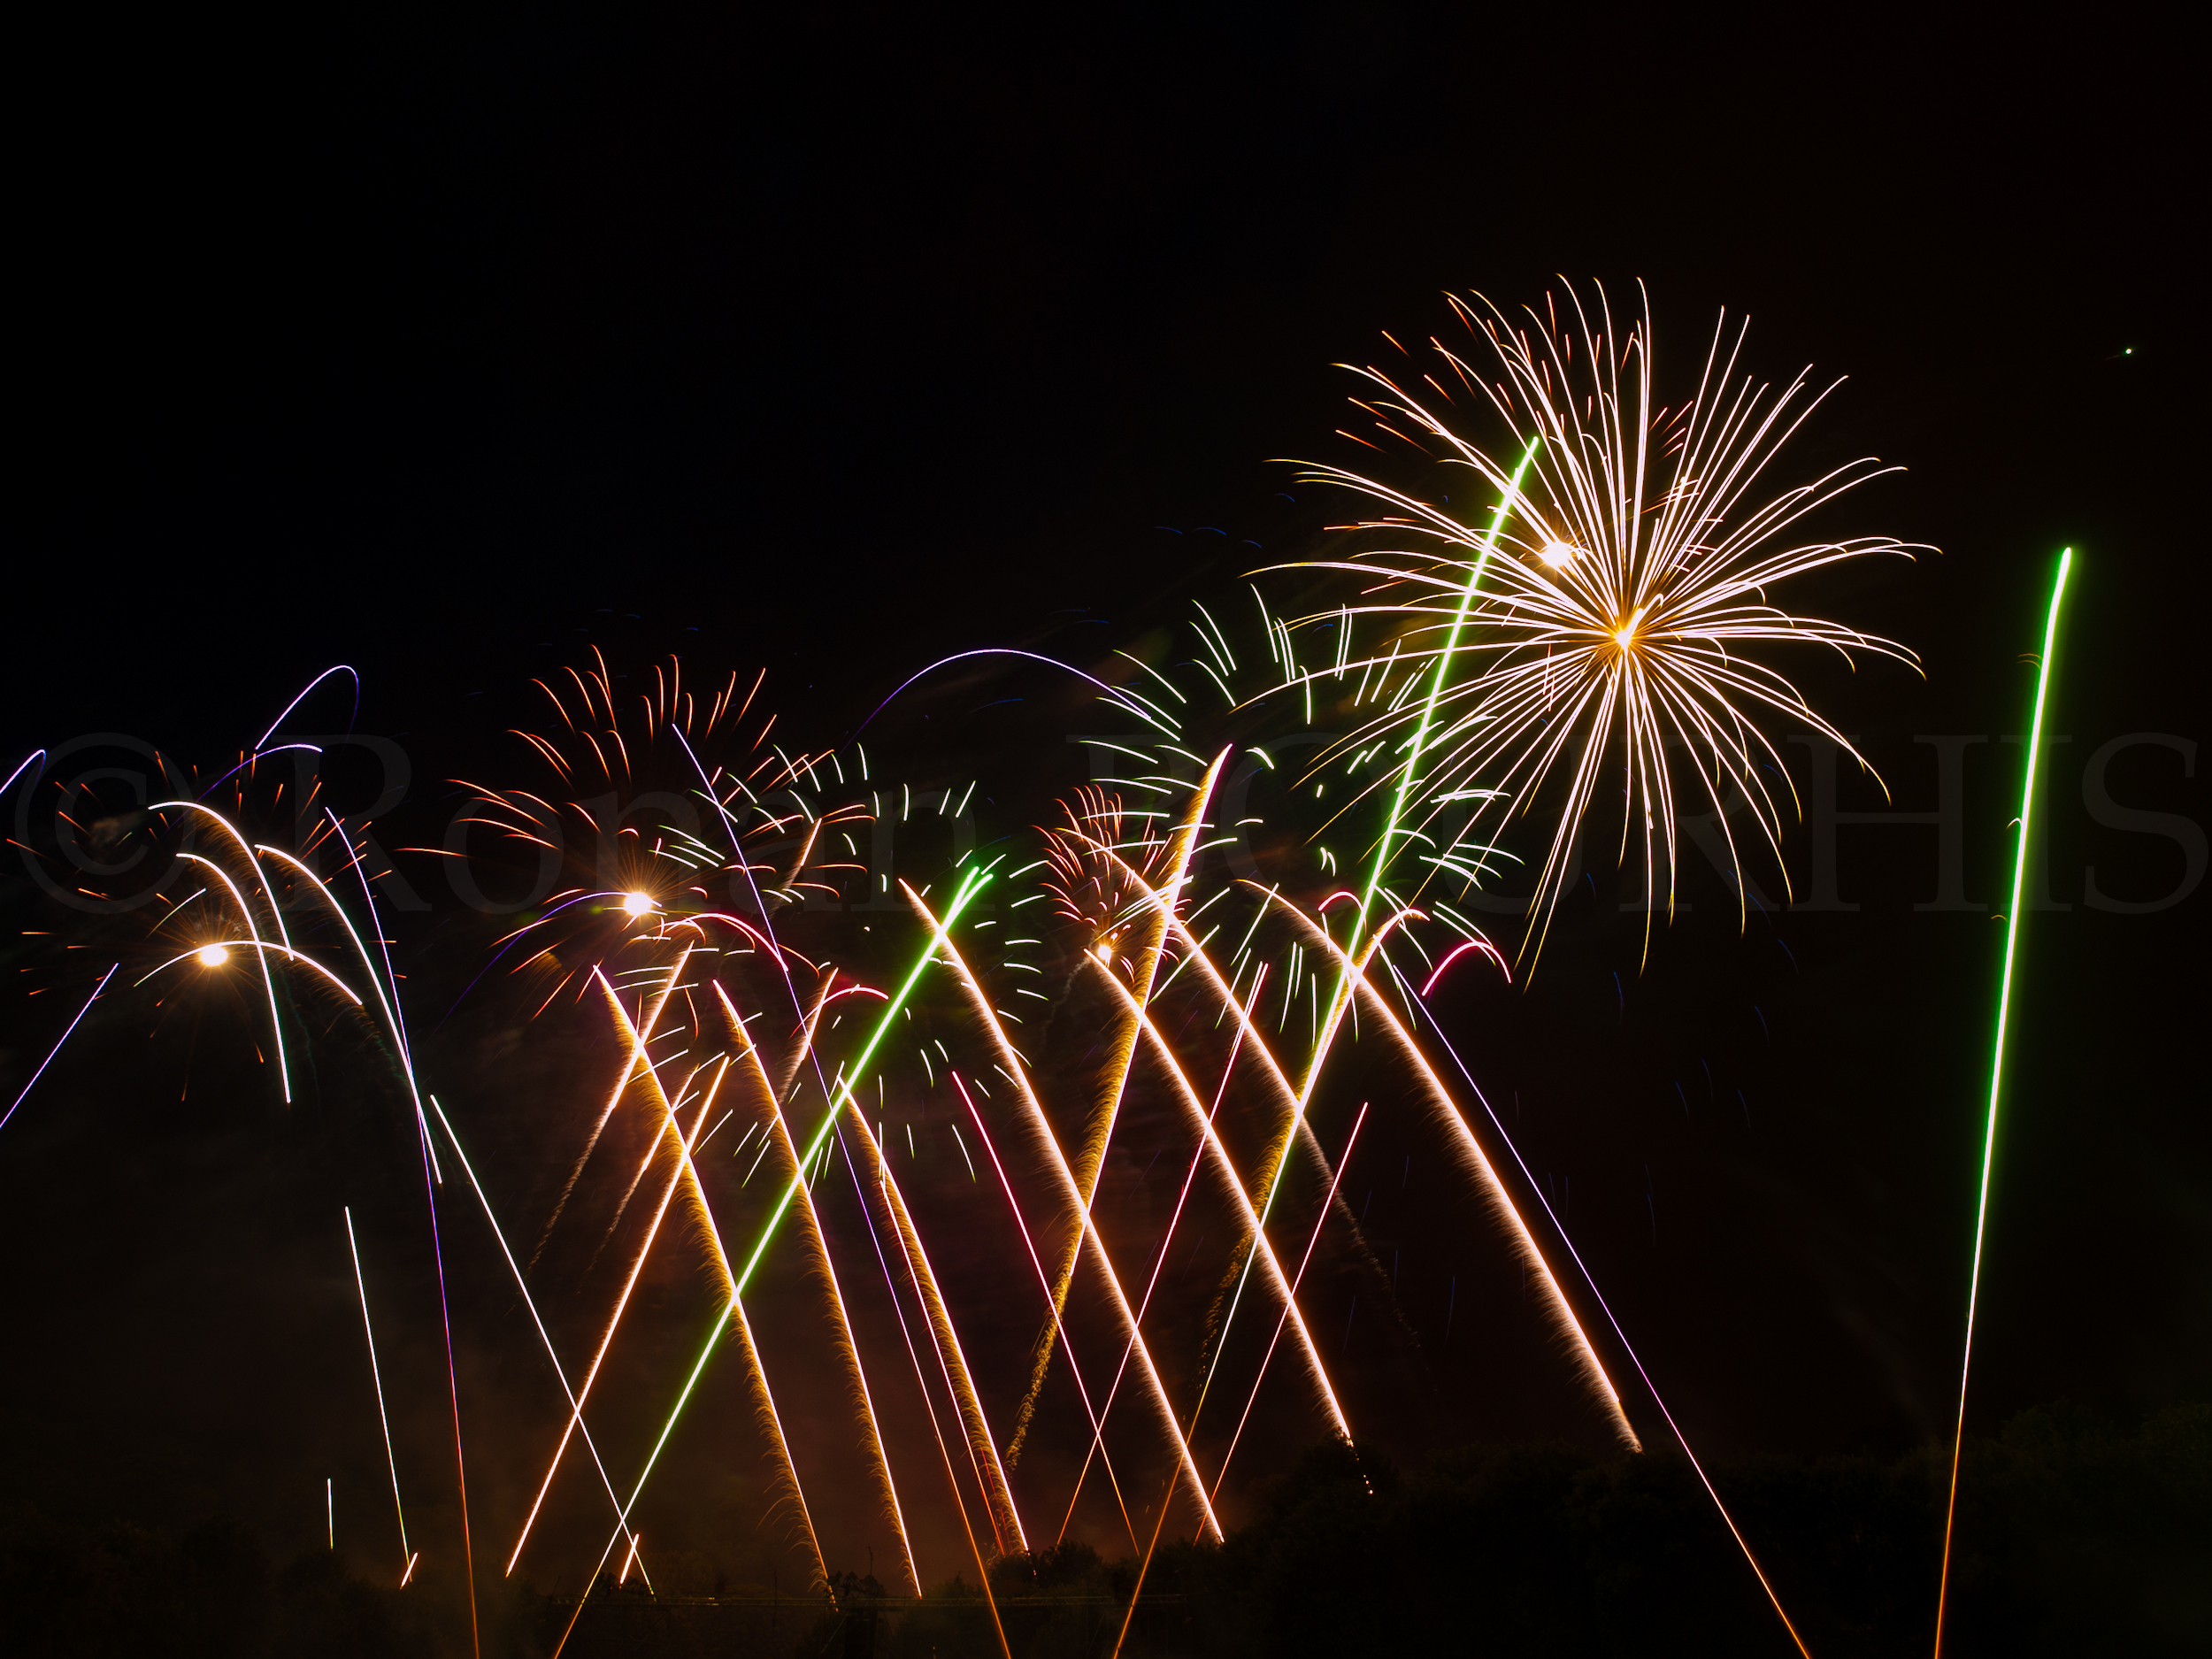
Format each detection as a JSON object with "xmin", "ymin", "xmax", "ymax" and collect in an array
[
  {"xmin": 1934, "ymin": 547, "xmax": 2071, "ymax": 1655},
  {"xmin": 611, "ymin": 861, "xmax": 996, "ymax": 1535}
]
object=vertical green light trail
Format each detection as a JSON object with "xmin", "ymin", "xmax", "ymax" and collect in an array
[{"xmin": 1932, "ymin": 548, "xmax": 2071, "ymax": 1658}]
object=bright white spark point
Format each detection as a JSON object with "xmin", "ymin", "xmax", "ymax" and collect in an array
[
  {"xmin": 1539, "ymin": 539, "xmax": 1578, "ymax": 568},
  {"xmin": 195, "ymin": 944, "xmax": 231, "ymax": 969},
  {"xmin": 621, "ymin": 891, "xmax": 655, "ymax": 916}
]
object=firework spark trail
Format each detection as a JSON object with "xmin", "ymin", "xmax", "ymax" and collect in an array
[
  {"xmin": 597, "ymin": 1051, "xmax": 715, "ymax": 1251},
  {"xmin": 1079, "ymin": 959, "xmax": 1352, "ymax": 1443},
  {"xmin": 1112, "ymin": 948, "xmax": 1453, "ymax": 1659},
  {"xmin": 1059, "ymin": 973, "xmax": 1260, "ymax": 1540},
  {"xmin": 1379, "ymin": 956, "xmax": 1809, "ymax": 1651},
  {"xmin": 1082, "ymin": 841, "xmax": 1390, "ymax": 1269},
  {"xmin": 554, "ymin": 872, "xmax": 999, "ymax": 1658},
  {"xmin": 557, "ymin": 898, "xmax": 1000, "ymax": 1659},
  {"xmin": 553, "ymin": 929, "xmax": 978, "ymax": 1655},
  {"xmin": 158, "ymin": 803, "xmax": 307, "ymax": 1098},
  {"xmin": 1210, "ymin": 1102, "xmax": 1368, "ymax": 1505},
  {"xmin": 1012, "ymin": 752, "xmax": 1227, "ymax": 1455},
  {"xmin": 199, "ymin": 742, "xmax": 326, "ymax": 805},
  {"xmin": 906, "ymin": 890, "xmax": 1224, "ymax": 1543},
  {"xmin": 607, "ymin": 1025, "xmax": 718, "ymax": 1259},
  {"xmin": 835, "ymin": 1122, "xmax": 1012, "ymax": 1647},
  {"xmin": 531, "ymin": 949, "xmax": 689, "ymax": 1266},
  {"xmin": 170, "ymin": 851, "xmax": 291, "ymax": 1102},
  {"xmin": 317, "ymin": 818, "xmax": 484, "ymax": 1644},
  {"xmin": 722, "ymin": 1297, "xmax": 826, "ymax": 1591},
  {"xmin": 1110, "ymin": 1458, "xmax": 1191, "ymax": 1659},
  {"xmin": 1261, "ymin": 891, "xmax": 1641, "ymax": 1451},
  {"xmin": 343, "ymin": 1206, "xmax": 411, "ymax": 1575},
  {"xmin": 773, "ymin": 972, "xmax": 838, "ymax": 1110},
  {"xmin": 1074, "ymin": 840, "xmax": 1417, "ymax": 1371},
  {"xmin": 579, "ymin": 997, "xmax": 826, "ymax": 1589},
  {"xmin": 1350, "ymin": 437, "xmax": 1540, "ymax": 954},
  {"xmin": 2, "ymin": 748, "xmax": 46, "ymax": 795},
  {"xmin": 603, "ymin": 1037, "xmax": 836, "ymax": 1597},
  {"xmin": 215, "ymin": 818, "xmax": 489, "ymax": 1613},
  {"xmin": 711, "ymin": 979, "xmax": 917, "ymax": 1593},
  {"xmin": 253, "ymin": 664, "xmax": 361, "ymax": 749},
  {"xmin": 505, "ymin": 965, "xmax": 716, "ymax": 1574},
  {"xmin": 1073, "ymin": 750, "xmax": 1227, "ymax": 1202},
  {"xmin": 1140, "ymin": 448, "xmax": 1539, "ymax": 1518},
  {"xmin": 134, "ymin": 941, "xmax": 364, "ymax": 1004},
  {"xmin": 674, "ymin": 723, "xmax": 831, "ymax": 1049},
  {"xmin": 287, "ymin": 818, "xmax": 426, "ymax": 1115},
  {"xmin": 549, "ymin": 1307, "xmax": 737, "ymax": 1659},
  {"xmin": 1263, "ymin": 440, "xmax": 1536, "ymax": 1205},
  {"xmin": 0, "ymin": 963, "xmax": 115, "ymax": 1136},
  {"xmin": 326, "ymin": 813, "xmax": 417, "ymax": 1070},
  {"xmin": 951, "ymin": 1071, "xmax": 1138, "ymax": 1550},
  {"xmin": 1934, "ymin": 549, "xmax": 2071, "ymax": 1659},
  {"xmin": 838, "ymin": 1085, "xmax": 1034, "ymax": 1558},
  {"xmin": 429, "ymin": 1103, "xmax": 664, "ymax": 1585},
  {"xmin": 681, "ymin": 720, "xmax": 944, "ymax": 1579},
  {"xmin": 414, "ymin": 1103, "xmax": 480, "ymax": 1659}
]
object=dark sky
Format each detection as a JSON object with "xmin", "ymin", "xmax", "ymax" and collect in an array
[{"xmin": 5, "ymin": 0, "xmax": 2203, "ymax": 1611}]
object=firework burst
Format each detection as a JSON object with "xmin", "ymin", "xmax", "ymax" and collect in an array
[
  {"xmin": 1286, "ymin": 280, "xmax": 1923, "ymax": 964},
  {"xmin": 3, "ymin": 280, "xmax": 1942, "ymax": 1659}
]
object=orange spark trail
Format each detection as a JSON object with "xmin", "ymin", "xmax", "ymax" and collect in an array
[
  {"xmin": 158, "ymin": 801, "xmax": 297, "ymax": 1098},
  {"xmin": 432, "ymin": 1102, "xmax": 671, "ymax": 1584},
  {"xmin": 532, "ymin": 948, "xmax": 689, "ymax": 1266},
  {"xmin": 1085, "ymin": 839, "xmax": 1380, "ymax": 1265},
  {"xmin": 1079, "ymin": 959, "xmax": 1353, "ymax": 1444},
  {"xmin": 950, "ymin": 1071, "xmax": 1139, "ymax": 1551},
  {"xmin": 1012, "ymin": 752, "xmax": 1227, "ymax": 1452},
  {"xmin": 833, "ymin": 1131, "xmax": 1013, "ymax": 1659},
  {"xmin": 171, "ymin": 851, "xmax": 291, "ymax": 1102},
  {"xmin": 1059, "ymin": 967, "xmax": 1263, "ymax": 1543},
  {"xmin": 724, "ymin": 1292, "xmax": 826, "ymax": 1590},
  {"xmin": 712, "ymin": 979, "xmax": 917, "ymax": 1593},
  {"xmin": 849, "ymin": 1100, "xmax": 1027, "ymax": 1557},
  {"xmin": 908, "ymin": 888, "xmax": 1223, "ymax": 1543},
  {"xmin": 1086, "ymin": 853, "xmax": 1418, "ymax": 1372},
  {"xmin": 1261, "ymin": 891, "xmax": 1640, "ymax": 1449},
  {"xmin": 621, "ymin": 1025, "xmax": 828, "ymax": 1594},
  {"xmin": 505, "ymin": 963, "xmax": 706, "ymax": 1574},
  {"xmin": 1211, "ymin": 1103, "xmax": 1368, "ymax": 1502}
]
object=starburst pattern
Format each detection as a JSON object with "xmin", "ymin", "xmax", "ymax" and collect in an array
[{"xmin": 1290, "ymin": 280, "xmax": 1924, "ymax": 963}]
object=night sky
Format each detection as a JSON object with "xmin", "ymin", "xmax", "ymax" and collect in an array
[{"xmin": 5, "ymin": 1, "xmax": 2203, "ymax": 1624}]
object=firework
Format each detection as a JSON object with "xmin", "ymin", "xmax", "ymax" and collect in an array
[
  {"xmin": 1211, "ymin": 1100, "xmax": 1369, "ymax": 1502},
  {"xmin": 342, "ymin": 1206, "xmax": 412, "ymax": 1579},
  {"xmin": 433, "ymin": 1103, "xmax": 666, "ymax": 1582},
  {"xmin": 1284, "ymin": 280, "xmax": 1923, "ymax": 966},
  {"xmin": 0, "ymin": 963, "xmax": 115, "ymax": 1136},
  {"xmin": 3, "ymin": 273, "xmax": 1942, "ymax": 1655},
  {"xmin": 1932, "ymin": 549, "xmax": 2072, "ymax": 1658},
  {"xmin": 713, "ymin": 978, "xmax": 914, "ymax": 1592}
]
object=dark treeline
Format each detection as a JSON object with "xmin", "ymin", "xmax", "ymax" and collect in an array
[
  {"xmin": 7, "ymin": 1401, "xmax": 2204, "ymax": 1657},
  {"xmin": 1120, "ymin": 1399, "xmax": 2209, "ymax": 1658}
]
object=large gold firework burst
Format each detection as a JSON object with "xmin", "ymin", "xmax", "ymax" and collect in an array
[{"xmin": 1290, "ymin": 280, "xmax": 1924, "ymax": 964}]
